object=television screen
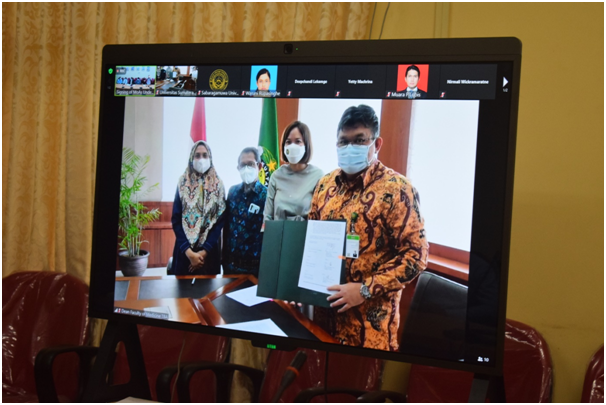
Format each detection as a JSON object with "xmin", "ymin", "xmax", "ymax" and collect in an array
[{"xmin": 91, "ymin": 39, "xmax": 521, "ymax": 374}]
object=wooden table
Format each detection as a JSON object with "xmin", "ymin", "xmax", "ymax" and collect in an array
[{"xmin": 114, "ymin": 275, "xmax": 336, "ymax": 343}]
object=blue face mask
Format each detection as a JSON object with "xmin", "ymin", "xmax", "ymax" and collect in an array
[{"xmin": 337, "ymin": 140, "xmax": 376, "ymax": 175}]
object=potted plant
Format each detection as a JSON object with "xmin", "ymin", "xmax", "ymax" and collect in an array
[{"xmin": 118, "ymin": 147, "xmax": 161, "ymax": 276}]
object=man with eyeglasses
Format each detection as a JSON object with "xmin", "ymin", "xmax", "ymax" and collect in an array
[
  {"xmin": 309, "ymin": 104, "xmax": 429, "ymax": 351},
  {"xmin": 222, "ymin": 147, "xmax": 267, "ymax": 276}
]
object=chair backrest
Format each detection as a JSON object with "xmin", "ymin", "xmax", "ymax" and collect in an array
[
  {"xmin": 407, "ymin": 319, "xmax": 553, "ymax": 402},
  {"xmin": 112, "ymin": 325, "xmax": 229, "ymax": 402},
  {"xmin": 2, "ymin": 271, "xmax": 89, "ymax": 400},
  {"xmin": 259, "ymin": 349, "xmax": 383, "ymax": 403},
  {"xmin": 582, "ymin": 346, "xmax": 604, "ymax": 403},
  {"xmin": 400, "ymin": 271, "xmax": 468, "ymax": 361}
]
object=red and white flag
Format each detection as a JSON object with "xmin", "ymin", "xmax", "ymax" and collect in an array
[{"xmin": 190, "ymin": 98, "xmax": 207, "ymax": 143}]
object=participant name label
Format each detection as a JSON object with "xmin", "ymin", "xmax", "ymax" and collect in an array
[
  {"xmin": 294, "ymin": 79, "xmax": 328, "ymax": 85},
  {"xmin": 116, "ymin": 89, "xmax": 154, "ymax": 96},
  {"xmin": 348, "ymin": 79, "xmax": 374, "ymax": 85},
  {"xmin": 446, "ymin": 79, "xmax": 490, "ymax": 85}
]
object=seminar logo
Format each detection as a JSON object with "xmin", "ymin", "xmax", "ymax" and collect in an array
[{"xmin": 209, "ymin": 69, "xmax": 229, "ymax": 91}]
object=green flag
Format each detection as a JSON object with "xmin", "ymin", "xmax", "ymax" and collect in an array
[{"xmin": 258, "ymin": 98, "xmax": 280, "ymax": 186}]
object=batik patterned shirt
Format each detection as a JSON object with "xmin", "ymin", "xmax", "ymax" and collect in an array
[
  {"xmin": 309, "ymin": 160, "xmax": 429, "ymax": 351},
  {"xmin": 223, "ymin": 181, "xmax": 267, "ymax": 276}
]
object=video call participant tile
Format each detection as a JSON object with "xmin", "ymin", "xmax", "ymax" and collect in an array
[
  {"xmin": 115, "ymin": 66, "xmax": 156, "ymax": 96},
  {"xmin": 385, "ymin": 64, "xmax": 440, "ymax": 99},
  {"xmin": 196, "ymin": 66, "xmax": 243, "ymax": 97},
  {"xmin": 438, "ymin": 64, "xmax": 498, "ymax": 100},
  {"xmin": 238, "ymin": 65, "xmax": 288, "ymax": 97},
  {"xmin": 285, "ymin": 65, "xmax": 337, "ymax": 98},
  {"xmin": 155, "ymin": 66, "xmax": 198, "ymax": 97},
  {"xmin": 334, "ymin": 65, "xmax": 387, "ymax": 99}
]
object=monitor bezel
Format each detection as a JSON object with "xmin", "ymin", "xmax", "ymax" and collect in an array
[{"xmin": 90, "ymin": 38, "xmax": 521, "ymax": 376}]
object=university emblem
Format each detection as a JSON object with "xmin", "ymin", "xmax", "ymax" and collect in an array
[{"xmin": 209, "ymin": 69, "xmax": 229, "ymax": 91}]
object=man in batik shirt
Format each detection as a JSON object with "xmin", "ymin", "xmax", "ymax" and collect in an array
[
  {"xmin": 223, "ymin": 147, "xmax": 267, "ymax": 277},
  {"xmin": 309, "ymin": 105, "xmax": 429, "ymax": 351}
]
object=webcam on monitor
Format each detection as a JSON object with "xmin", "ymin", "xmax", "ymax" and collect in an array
[{"xmin": 284, "ymin": 43, "xmax": 294, "ymax": 54}]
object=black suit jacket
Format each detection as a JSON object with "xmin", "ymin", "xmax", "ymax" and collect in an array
[{"xmin": 406, "ymin": 88, "xmax": 427, "ymax": 99}]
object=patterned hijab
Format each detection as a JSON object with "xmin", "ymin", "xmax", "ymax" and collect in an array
[{"xmin": 178, "ymin": 140, "xmax": 226, "ymax": 249}]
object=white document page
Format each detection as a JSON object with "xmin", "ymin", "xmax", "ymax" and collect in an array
[
  {"xmin": 216, "ymin": 319, "xmax": 287, "ymax": 337},
  {"xmin": 225, "ymin": 285, "xmax": 271, "ymax": 307},
  {"xmin": 298, "ymin": 220, "xmax": 346, "ymax": 294}
]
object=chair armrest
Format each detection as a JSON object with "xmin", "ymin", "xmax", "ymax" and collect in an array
[
  {"xmin": 35, "ymin": 345, "xmax": 98, "ymax": 403},
  {"xmin": 156, "ymin": 364, "xmax": 180, "ymax": 403},
  {"xmin": 294, "ymin": 387, "xmax": 368, "ymax": 402},
  {"xmin": 356, "ymin": 390, "xmax": 407, "ymax": 403},
  {"xmin": 156, "ymin": 361, "xmax": 265, "ymax": 403}
]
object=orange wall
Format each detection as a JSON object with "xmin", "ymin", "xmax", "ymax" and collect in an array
[{"xmin": 375, "ymin": 3, "xmax": 604, "ymax": 402}]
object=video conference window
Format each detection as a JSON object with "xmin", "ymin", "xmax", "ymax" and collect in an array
[
  {"xmin": 250, "ymin": 65, "xmax": 278, "ymax": 93},
  {"xmin": 286, "ymin": 65, "xmax": 337, "ymax": 98},
  {"xmin": 115, "ymin": 66, "xmax": 156, "ymax": 96},
  {"xmin": 334, "ymin": 65, "xmax": 387, "ymax": 99},
  {"xmin": 194, "ymin": 66, "xmax": 244, "ymax": 97},
  {"xmin": 397, "ymin": 64, "xmax": 429, "ymax": 99},
  {"xmin": 115, "ymin": 94, "xmax": 478, "ymax": 354},
  {"xmin": 155, "ymin": 66, "xmax": 198, "ymax": 96}
]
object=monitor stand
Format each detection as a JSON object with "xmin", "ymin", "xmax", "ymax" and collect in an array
[
  {"xmin": 468, "ymin": 374, "xmax": 506, "ymax": 402},
  {"xmin": 82, "ymin": 321, "xmax": 151, "ymax": 402}
]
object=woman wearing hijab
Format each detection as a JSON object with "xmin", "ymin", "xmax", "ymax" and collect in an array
[{"xmin": 171, "ymin": 140, "xmax": 226, "ymax": 275}]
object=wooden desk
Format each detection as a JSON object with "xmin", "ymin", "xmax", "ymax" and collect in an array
[{"xmin": 114, "ymin": 275, "xmax": 337, "ymax": 343}]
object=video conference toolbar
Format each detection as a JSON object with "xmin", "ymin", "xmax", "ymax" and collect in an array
[{"xmin": 112, "ymin": 63, "xmax": 502, "ymax": 100}]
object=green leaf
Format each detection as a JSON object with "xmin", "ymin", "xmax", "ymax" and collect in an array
[{"xmin": 117, "ymin": 147, "xmax": 162, "ymax": 257}]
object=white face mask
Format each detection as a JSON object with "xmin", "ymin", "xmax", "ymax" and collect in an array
[
  {"xmin": 337, "ymin": 140, "xmax": 376, "ymax": 175},
  {"xmin": 284, "ymin": 144, "xmax": 305, "ymax": 164},
  {"xmin": 193, "ymin": 158, "xmax": 211, "ymax": 174},
  {"xmin": 239, "ymin": 166, "xmax": 258, "ymax": 184}
]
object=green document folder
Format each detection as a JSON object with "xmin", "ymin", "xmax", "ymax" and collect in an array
[{"xmin": 257, "ymin": 220, "xmax": 347, "ymax": 308}]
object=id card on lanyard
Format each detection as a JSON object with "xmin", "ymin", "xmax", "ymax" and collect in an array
[{"xmin": 345, "ymin": 212, "xmax": 360, "ymax": 259}]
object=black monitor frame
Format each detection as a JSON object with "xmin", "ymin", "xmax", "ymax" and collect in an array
[{"xmin": 90, "ymin": 38, "xmax": 521, "ymax": 376}]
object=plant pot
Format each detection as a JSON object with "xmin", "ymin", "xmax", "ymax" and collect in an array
[{"xmin": 118, "ymin": 250, "xmax": 150, "ymax": 277}]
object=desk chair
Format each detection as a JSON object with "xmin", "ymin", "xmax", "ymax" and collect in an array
[
  {"xmin": 266, "ymin": 350, "xmax": 382, "ymax": 402},
  {"xmin": 2, "ymin": 271, "xmax": 92, "ymax": 403},
  {"xmin": 329, "ymin": 271, "xmax": 468, "ymax": 403},
  {"xmin": 157, "ymin": 348, "xmax": 382, "ymax": 402},
  {"xmin": 112, "ymin": 325, "xmax": 229, "ymax": 402},
  {"xmin": 399, "ymin": 271, "xmax": 468, "ymax": 361},
  {"xmin": 405, "ymin": 319, "xmax": 553, "ymax": 402},
  {"xmin": 582, "ymin": 346, "xmax": 604, "ymax": 403},
  {"xmin": 363, "ymin": 272, "xmax": 552, "ymax": 402}
]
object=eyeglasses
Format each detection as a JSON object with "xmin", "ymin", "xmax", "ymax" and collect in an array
[
  {"xmin": 238, "ymin": 162, "xmax": 257, "ymax": 169},
  {"xmin": 337, "ymin": 138, "xmax": 374, "ymax": 147}
]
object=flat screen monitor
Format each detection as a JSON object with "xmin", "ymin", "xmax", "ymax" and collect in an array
[{"xmin": 90, "ymin": 38, "xmax": 521, "ymax": 375}]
